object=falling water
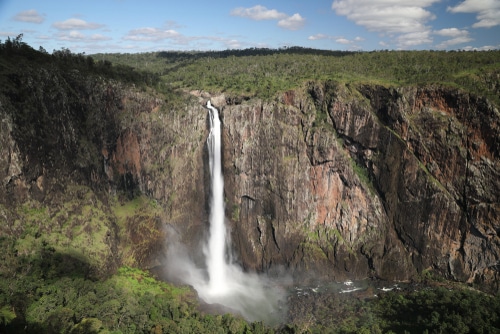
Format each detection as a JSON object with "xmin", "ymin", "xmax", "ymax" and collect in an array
[
  {"xmin": 205, "ymin": 100, "xmax": 227, "ymax": 294},
  {"xmin": 163, "ymin": 100, "xmax": 287, "ymax": 324}
]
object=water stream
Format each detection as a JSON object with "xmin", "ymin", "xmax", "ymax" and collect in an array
[
  {"xmin": 164, "ymin": 101, "xmax": 287, "ymax": 324},
  {"xmin": 205, "ymin": 100, "xmax": 228, "ymax": 295}
]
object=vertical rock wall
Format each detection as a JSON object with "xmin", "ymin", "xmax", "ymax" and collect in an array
[
  {"xmin": 217, "ymin": 82, "xmax": 499, "ymax": 287},
  {"xmin": 1, "ymin": 70, "xmax": 498, "ymax": 288}
]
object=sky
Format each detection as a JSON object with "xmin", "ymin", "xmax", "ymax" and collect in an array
[{"xmin": 0, "ymin": 0, "xmax": 499, "ymax": 54}]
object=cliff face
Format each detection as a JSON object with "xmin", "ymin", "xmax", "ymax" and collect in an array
[
  {"xmin": 0, "ymin": 66, "xmax": 209, "ymax": 276},
  {"xmin": 218, "ymin": 82, "xmax": 499, "ymax": 287},
  {"xmin": 1, "ymin": 68, "xmax": 498, "ymax": 289}
]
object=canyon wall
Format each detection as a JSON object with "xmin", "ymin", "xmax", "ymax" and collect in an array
[
  {"xmin": 218, "ymin": 82, "xmax": 499, "ymax": 287},
  {"xmin": 1, "ymin": 73, "xmax": 498, "ymax": 289}
]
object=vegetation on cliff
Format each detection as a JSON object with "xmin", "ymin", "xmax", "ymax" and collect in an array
[
  {"xmin": 1, "ymin": 36, "xmax": 499, "ymax": 333},
  {"xmin": 97, "ymin": 46, "xmax": 500, "ymax": 104}
]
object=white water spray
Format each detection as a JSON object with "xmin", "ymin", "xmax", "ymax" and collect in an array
[
  {"xmin": 205, "ymin": 100, "xmax": 228, "ymax": 294},
  {"xmin": 163, "ymin": 100, "xmax": 287, "ymax": 324}
]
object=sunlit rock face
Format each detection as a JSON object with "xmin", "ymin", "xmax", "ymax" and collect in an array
[{"xmin": 219, "ymin": 82, "xmax": 499, "ymax": 289}]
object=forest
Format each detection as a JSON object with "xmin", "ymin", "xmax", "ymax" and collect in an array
[
  {"xmin": 96, "ymin": 45, "xmax": 499, "ymax": 104},
  {"xmin": 1, "ymin": 35, "xmax": 499, "ymax": 333}
]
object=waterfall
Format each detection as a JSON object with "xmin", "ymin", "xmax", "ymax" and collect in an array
[
  {"xmin": 163, "ymin": 100, "xmax": 287, "ymax": 324},
  {"xmin": 205, "ymin": 100, "xmax": 228, "ymax": 294}
]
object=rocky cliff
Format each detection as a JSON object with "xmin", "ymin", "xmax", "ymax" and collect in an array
[
  {"xmin": 1, "ymin": 59, "xmax": 499, "ymax": 290},
  {"xmin": 0, "ymin": 61, "xmax": 209, "ymax": 276},
  {"xmin": 218, "ymin": 82, "xmax": 499, "ymax": 289}
]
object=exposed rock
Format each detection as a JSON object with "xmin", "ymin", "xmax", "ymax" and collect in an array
[
  {"xmin": 221, "ymin": 82, "xmax": 499, "ymax": 288},
  {"xmin": 1, "ymin": 66, "xmax": 499, "ymax": 290}
]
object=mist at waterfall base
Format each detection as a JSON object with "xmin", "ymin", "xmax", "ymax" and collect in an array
[{"xmin": 163, "ymin": 101, "xmax": 288, "ymax": 324}]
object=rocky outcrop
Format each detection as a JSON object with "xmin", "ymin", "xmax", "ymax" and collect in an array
[{"xmin": 217, "ymin": 82, "xmax": 499, "ymax": 288}]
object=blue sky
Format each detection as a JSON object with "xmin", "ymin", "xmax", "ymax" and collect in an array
[{"xmin": 0, "ymin": 0, "xmax": 498, "ymax": 53}]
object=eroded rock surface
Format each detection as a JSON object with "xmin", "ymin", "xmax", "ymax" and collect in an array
[
  {"xmin": 219, "ymin": 82, "xmax": 499, "ymax": 289},
  {"xmin": 1, "ymin": 73, "xmax": 498, "ymax": 289}
]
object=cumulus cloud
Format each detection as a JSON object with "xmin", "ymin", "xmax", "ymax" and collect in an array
[
  {"xmin": 231, "ymin": 5, "xmax": 287, "ymax": 20},
  {"xmin": 308, "ymin": 33, "xmax": 364, "ymax": 43},
  {"xmin": 53, "ymin": 18, "xmax": 104, "ymax": 30},
  {"xmin": 231, "ymin": 5, "xmax": 305, "ymax": 30},
  {"xmin": 58, "ymin": 31, "xmax": 86, "ymax": 41},
  {"xmin": 90, "ymin": 34, "xmax": 112, "ymax": 41},
  {"xmin": 396, "ymin": 30, "xmax": 433, "ymax": 47},
  {"xmin": 331, "ymin": 0, "xmax": 439, "ymax": 47},
  {"xmin": 462, "ymin": 44, "xmax": 500, "ymax": 51},
  {"xmin": 277, "ymin": 13, "xmax": 305, "ymax": 30},
  {"xmin": 124, "ymin": 27, "xmax": 181, "ymax": 42},
  {"xmin": 308, "ymin": 33, "xmax": 328, "ymax": 40},
  {"xmin": 336, "ymin": 38, "xmax": 351, "ymax": 44},
  {"xmin": 124, "ymin": 26, "xmax": 242, "ymax": 49},
  {"xmin": 224, "ymin": 39, "xmax": 242, "ymax": 49},
  {"xmin": 448, "ymin": 0, "xmax": 500, "ymax": 28},
  {"xmin": 55, "ymin": 31, "xmax": 112, "ymax": 43},
  {"xmin": 13, "ymin": 9, "xmax": 45, "ymax": 23},
  {"xmin": 435, "ymin": 28, "xmax": 465, "ymax": 37},
  {"xmin": 434, "ymin": 28, "xmax": 472, "ymax": 48},
  {"xmin": 308, "ymin": 33, "xmax": 364, "ymax": 49}
]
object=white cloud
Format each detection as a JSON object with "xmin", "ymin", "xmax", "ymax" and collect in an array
[
  {"xmin": 224, "ymin": 39, "xmax": 242, "ymax": 49},
  {"xmin": 336, "ymin": 38, "xmax": 351, "ymax": 44},
  {"xmin": 435, "ymin": 36, "xmax": 473, "ymax": 48},
  {"xmin": 308, "ymin": 33, "xmax": 365, "ymax": 48},
  {"xmin": 13, "ymin": 9, "xmax": 45, "ymax": 23},
  {"xmin": 53, "ymin": 18, "xmax": 104, "ymax": 30},
  {"xmin": 122, "ymin": 25, "xmax": 248, "ymax": 50},
  {"xmin": 396, "ymin": 30, "xmax": 433, "ymax": 47},
  {"xmin": 58, "ymin": 31, "xmax": 86, "ymax": 41},
  {"xmin": 277, "ymin": 13, "xmax": 305, "ymax": 30},
  {"xmin": 231, "ymin": 5, "xmax": 305, "ymax": 30},
  {"xmin": 0, "ymin": 31, "xmax": 19, "ymax": 38},
  {"xmin": 124, "ymin": 27, "xmax": 181, "ymax": 41},
  {"xmin": 434, "ymin": 27, "xmax": 468, "ymax": 37},
  {"xmin": 308, "ymin": 33, "xmax": 328, "ymax": 40},
  {"xmin": 331, "ymin": 0, "xmax": 439, "ymax": 48},
  {"xmin": 55, "ymin": 31, "xmax": 112, "ymax": 43},
  {"xmin": 462, "ymin": 44, "xmax": 500, "ymax": 51},
  {"xmin": 448, "ymin": 0, "xmax": 500, "ymax": 28},
  {"xmin": 231, "ymin": 5, "xmax": 287, "ymax": 20},
  {"xmin": 90, "ymin": 34, "xmax": 112, "ymax": 41},
  {"xmin": 434, "ymin": 28, "xmax": 473, "ymax": 48}
]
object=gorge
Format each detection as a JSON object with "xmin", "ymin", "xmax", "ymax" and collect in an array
[{"xmin": 1, "ymin": 43, "xmax": 499, "ymax": 332}]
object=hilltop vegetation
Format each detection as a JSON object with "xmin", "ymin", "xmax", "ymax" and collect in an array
[{"xmin": 96, "ymin": 46, "xmax": 500, "ymax": 104}]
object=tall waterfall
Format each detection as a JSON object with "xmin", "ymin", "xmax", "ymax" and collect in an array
[
  {"xmin": 163, "ymin": 100, "xmax": 286, "ymax": 324},
  {"xmin": 205, "ymin": 100, "xmax": 228, "ymax": 294}
]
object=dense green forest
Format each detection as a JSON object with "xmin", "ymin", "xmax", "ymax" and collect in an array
[
  {"xmin": 1, "ymin": 36, "xmax": 499, "ymax": 333},
  {"xmin": 96, "ymin": 45, "xmax": 499, "ymax": 105}
]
